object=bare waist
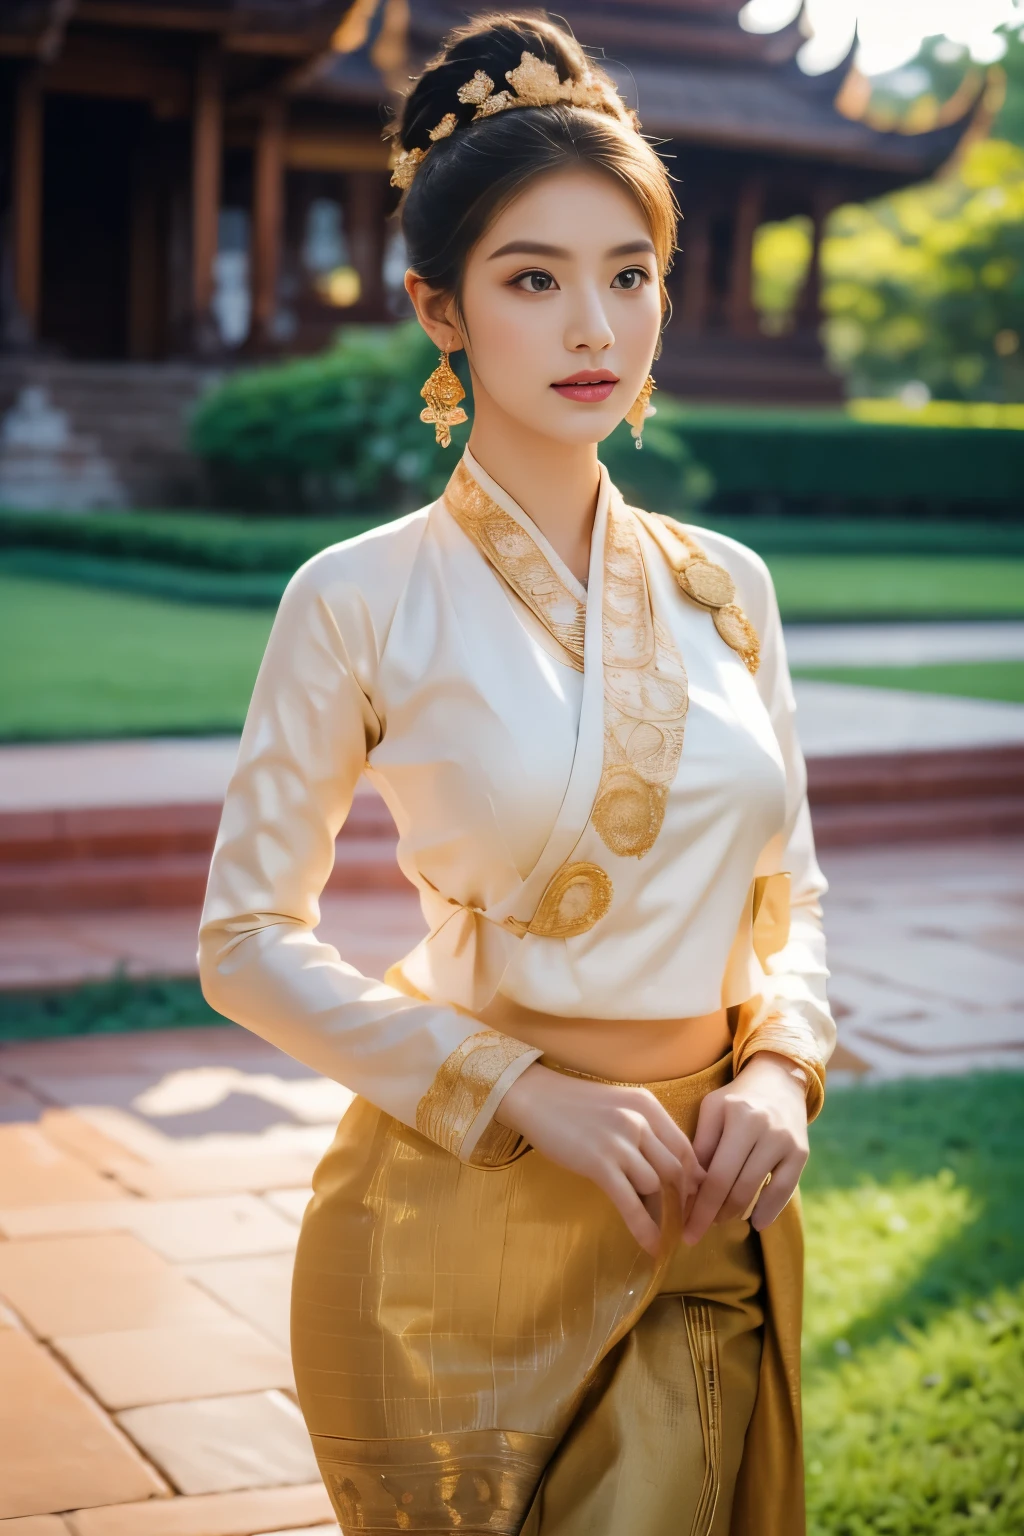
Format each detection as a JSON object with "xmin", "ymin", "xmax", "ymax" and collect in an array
[{"xmin": 476, "ymin": 994, "xmax": 733, "ymax": 1081}]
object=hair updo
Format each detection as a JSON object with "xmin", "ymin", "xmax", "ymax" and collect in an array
[{"xmin": 389, "ymin": 11, "xmax": 679, "ymax": 328}]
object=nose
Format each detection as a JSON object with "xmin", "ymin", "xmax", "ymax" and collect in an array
[{"xmin": 564, "ymin": 279, "xmax": 615, "ymax": 354}]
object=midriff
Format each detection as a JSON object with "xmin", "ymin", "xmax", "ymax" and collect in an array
[{"xmin": 477, "ymin": 994, "xmax": 733, "ymax": 1083}]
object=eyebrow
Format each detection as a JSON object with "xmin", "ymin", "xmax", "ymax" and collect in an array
[{"xmin": 487, "ymin": 238, "xmax": 656, "ymax": 260}]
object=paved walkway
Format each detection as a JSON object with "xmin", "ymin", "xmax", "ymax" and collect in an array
[
  {"xmin": 0, "ymin": 835, "xmax": 1020, "ymax": 1524},
  {"xmin": 784, "ymin": 618, "xmax": 1024, "ymax": 667},
  {"xmin": 4, "ymin": 677, "xmax": 1024, "ymax": 820}
]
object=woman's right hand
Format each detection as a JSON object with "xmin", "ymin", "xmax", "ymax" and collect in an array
[{"xmin": 495, "ymin": 1062, "xmax": 705, "ymax": 1257}]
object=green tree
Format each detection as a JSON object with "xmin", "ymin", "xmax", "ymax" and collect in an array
[
  {"xmin": 821, "ymin": 137, "xmax": 1024, "ymax": 400},
  {"xmin": 752, "ymin": 25, "xmax": 1024, "ymax": 401}
]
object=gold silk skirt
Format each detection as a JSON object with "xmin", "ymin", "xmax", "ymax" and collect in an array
[{"xmin": 291, "ymin": 1049, "xmax": 806, "ymax": 1535}]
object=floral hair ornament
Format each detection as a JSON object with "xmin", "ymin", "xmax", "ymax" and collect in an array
[{"xmin": 390, "ymin": 51, "xmax": 624, "ymax": 190}]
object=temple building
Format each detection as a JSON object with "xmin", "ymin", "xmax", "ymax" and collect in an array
[{"xmin": 0, "ymin": 1, "xmax": 979, "ymax": 437}]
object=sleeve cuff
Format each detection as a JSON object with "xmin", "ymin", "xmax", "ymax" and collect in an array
[
  {"xmin": 732, "ymin": 1004, "xmax": 827, "ymax": 1124},
  {"xmin": 415, "ymin": 1029, "xmax": 542, "ymax": 1168}
]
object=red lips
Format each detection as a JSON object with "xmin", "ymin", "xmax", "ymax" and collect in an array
[{"xmin": 552, "ymin": 369, "xmax": 619, "ymax": 386}]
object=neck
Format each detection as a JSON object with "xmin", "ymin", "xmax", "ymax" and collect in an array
[{"xmin": 466, "ymin": 394, "xmax": 601, "ymax": 587}]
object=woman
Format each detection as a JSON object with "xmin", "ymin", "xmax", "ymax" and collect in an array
[{"xmin": 199, "ymin": 13, "xmax": 834, "ymax": 1535}]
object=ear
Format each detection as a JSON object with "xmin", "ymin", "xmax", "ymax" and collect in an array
[{"xmin": 404, "ymin": 271, "xmax": 464, "ymax": 353}]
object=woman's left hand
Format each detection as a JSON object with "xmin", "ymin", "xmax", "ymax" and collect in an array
[{"xmin": 681, "ymin": 1052, "xmax": 809, "ymax": 1245}]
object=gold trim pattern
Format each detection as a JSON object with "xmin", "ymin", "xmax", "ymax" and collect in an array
[
  {"xmin": 751, "ymin": 872, "xmax": 792, "ymax": 967},
  {"xmin": 594, "ymin": 501, "xmax": 689, "ymax": 858},
  {"xmin": 684, "ymin": 1299, "xmax": 723, "ymax": 1536},
  {"xmin": 526, "ymin": 860, "xmax": 613, "ymax": 938},
  {"xmin": 415, "ymin": 1030, "xmax": 537, "ymax": 1158},
  {"xmin": 444, "ymin": 459, "xmax": 586, "ymax": 669},
  {"xmin": 443, "ymin": 463, "xmax": 689, "ymax": 861},
  {"xmin": 312, "ymin": 1427, "xmax": 551, "ymax": 1532},
  {"xmin": 732, "ymin": 1005, "xmax": 827, "ymax": 1124},
  {"xmin": 636, "ymin": 509, "xmax": 762, "ymax": 675}
]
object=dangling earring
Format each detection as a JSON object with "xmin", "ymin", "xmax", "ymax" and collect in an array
[
  {"xmin": 419, "ymin": 347, "xmax": 468, "ymax": 448},
  {"xmin": 625, "ymin": 373, "xmax": 657, "ymax": 450}
]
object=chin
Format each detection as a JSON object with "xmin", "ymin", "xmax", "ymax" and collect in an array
[{"xmin": 525, "ymin": 406, "xmax": 623, "ymax": 447}]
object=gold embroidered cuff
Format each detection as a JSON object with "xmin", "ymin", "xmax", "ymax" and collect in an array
[
  {"xmin": 416, "ymin": 1030, "xmax": 541, "ymax": 1168},
  {"xmin": 732, "ymin": 1007, "xmax": 827, "ymax": 1124}
]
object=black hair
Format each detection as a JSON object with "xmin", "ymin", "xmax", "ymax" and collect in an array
[{"xmin": 390, "ymin": 11, "xmax": 678, "ymax": 314}]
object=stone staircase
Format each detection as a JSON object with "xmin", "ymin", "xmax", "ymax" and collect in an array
[
  {"xmin": 2, "ymin": 748, "xmax": 1023, "ymax": 916},
  {"xmin": 0, "ymin": 359, "xmax": 222, "ymax": 509},
  {"xmin": 0, "ymin": 782, "xmax": 407, "ymax": 916}
]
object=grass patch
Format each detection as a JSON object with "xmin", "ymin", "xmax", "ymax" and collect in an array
[
  {"xmin": 803, "ymin": 1072, "xmax": 1024, "ymax": 1533},
  {"xmin": 0, "ymin": 574, "xmax": 272, "ymax": 740},
  {"xmin": 0, "ymin": 973, "xmax": 219, "ymax": 1040},
  {"xmin": 791, "ymin": 660, "xmax": 1024, "ymax": 704},
  {"xmin": 770, "ymin": 556, "xmax": 1024, "ymax": 622},
  {"xmin": 4, "ymin": 557, "xmax": 1024, "ymax": 742}
]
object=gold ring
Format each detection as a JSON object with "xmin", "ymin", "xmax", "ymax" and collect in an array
[{"xmin": 740, "ymin": 1169, "xmax": 772, "ymax": 1223}]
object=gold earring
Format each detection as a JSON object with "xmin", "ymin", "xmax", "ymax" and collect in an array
[
  {"xmin": 625, "ymin": 373, "xmax": 656, "ymax": 450},
  {"xmin": 419, "ymin": 347, "xmax": 468, "ymax": 448}
]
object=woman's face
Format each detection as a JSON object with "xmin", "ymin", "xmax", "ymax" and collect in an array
[{"xmin": 450, "ymin": 167, "xmax": 663, "ymax": 446}]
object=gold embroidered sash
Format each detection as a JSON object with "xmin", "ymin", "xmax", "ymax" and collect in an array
[{"xmin": 444, "ymin": 459, "xmax": 689, "ymax": 860}]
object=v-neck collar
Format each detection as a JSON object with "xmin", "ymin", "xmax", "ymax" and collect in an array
[{"xmin": 461, "ymin": 447, "xmax": 602, "ymax": 607}]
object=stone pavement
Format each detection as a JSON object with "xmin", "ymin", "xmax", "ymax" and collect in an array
[
  {"xmin": 0, "ymin": 1022, "xmax": 344, "ymax": 1529},
  {"xmin": 0, "ymin": 835, "xmax": 1021, "ymax": 1525},
  {"xmin": 4, "ymin": 666, "xmax": 1024, "ymax": 824},
  {"xmin": 783, "ymin": 618, "xmax": 1024, "ymax": 667},
  {"xmin": 820, "ymin": 837, "xmax": 1024, "ymax": 1080}
]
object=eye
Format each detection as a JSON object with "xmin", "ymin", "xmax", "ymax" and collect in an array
[
  {"xmin": 511, "ymin": 269, "xmax": 558, "ymax": 293},
  {"xmin": 611, "ymin": 266, "xmax": 651, "ymax": 291}
]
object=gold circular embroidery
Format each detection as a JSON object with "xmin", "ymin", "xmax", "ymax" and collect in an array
[
  {"xmin": 678, "ymin": 558, "xmax": 735, "ymax": 609},
  {"xmin": 714, "ymin": 603, "xmax": 761, "ymax": 670},
  {"xmin": 528, "ymin": 861, "xmax": 613, "ymax": 939},
  {"xmin": 592, "ymin": 767, "xmax": 666, "ymax": 859}
]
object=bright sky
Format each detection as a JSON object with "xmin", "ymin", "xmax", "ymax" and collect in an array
[{"xmin": 739, "ymin": 0, "xmax": 1024, "ymax": 76}]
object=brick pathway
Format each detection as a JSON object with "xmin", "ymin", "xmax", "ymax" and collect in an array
[
  {"xmin": 0, "ymin": 1023, "xmax": 345, "ymax": 1529},
  {"xmin": 1, "ymin": 839, "xmax": 1021, "ymax": 1524}
]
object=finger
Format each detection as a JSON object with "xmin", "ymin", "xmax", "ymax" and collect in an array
[
  {"xmin": 682, "ymin": 1130, "xmax": 757, "ymax": 1246},
  {"xmin": 690, "ymin": 1092, "xmax": 727, "ymax": 1170},
  {"xmin": 749, "ymin": 1155, "xmax": 804, "ymax": 1232},
  {"xmin": 602, "ymin": 1168, "xmax": 662, "ymax": 1256},
  {"xmin": 619, "ymin": 1146, "xmax": 663, "ymax": 1201},
  {"xmin": 715, "ymin": 1148, "xmax": 777, "ymax": 1225},
  {"xmin": 638, "ymin": 1100, "xmax": 706, "ymax": 1187},
  {"xmin": 638, "ymin": 1124, "xmax": 702, "ymax": 1212}
]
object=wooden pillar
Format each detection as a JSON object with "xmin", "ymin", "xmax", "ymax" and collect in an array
[
  {"xmin": 678, "ymin": 210, "xmax": 711, "ymax": 336},
  {"xmin": 12, "ymin": 68, "xmax": 44, "ymax": 340},
  {"xmin": 191, "ymin": 47, "xmax": 222, "ymax": 349},
  {"xmin": 250, "ymin": 99, "xmax": 286, "ymax": 345},
  {"xmin": 346, "ymin": 171, "xmax": 387, "ymax": 318},
  {"xmin": 727, "ymin": 178, "xmax": 764, "ymax": 339},
  {"xmin": 796, "ymin": 188, "xmax": 835, "ymax": 334}
]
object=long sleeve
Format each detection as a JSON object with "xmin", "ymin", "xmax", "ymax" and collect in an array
[
  {"xmin": 197, "ymin": 540, "xmax": 540, "ymax": 1167},
  {"xmin": 738, "ymin": 547, "xmax": 836, "ymax": 1122}
]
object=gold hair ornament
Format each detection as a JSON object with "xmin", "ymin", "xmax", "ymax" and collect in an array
[
  {"xmin": 390, "ymin": 51, "xmax": 630, "ymax": 190},
  {"xmin": 420, "ymin": 348, "xmax": 468, "ymax": 448}
]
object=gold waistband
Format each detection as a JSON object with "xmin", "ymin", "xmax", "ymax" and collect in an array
[{"xmin": 544, "ymin": 1046, "xmax": 734, "ymax": 1119}]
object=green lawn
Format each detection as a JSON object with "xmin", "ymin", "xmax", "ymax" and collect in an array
[
  {"xmin": 3, "ymin": 557, "xmax": 1024, "ymax": 741},
  {"xmin": 771, "ymin": 556, "xmax": 1024, "ymax": 622},
  {"xmin": 802, "ymin": 1072, "xmax": 1023, "ymax": 1534},
  {"xmin": 0, "ymin": 574, "xmax": 272, "ymax": 740},
  {"xmin": 792, "ymin": 661, "xmax": 1024, "ymax": 704}
]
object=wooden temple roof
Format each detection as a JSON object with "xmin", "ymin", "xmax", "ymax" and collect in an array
[{"xmin": 309, "ymin": 0, "xmax": 979, "ymax": 184}]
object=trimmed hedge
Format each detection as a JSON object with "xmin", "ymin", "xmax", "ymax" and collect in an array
[
  {"xmin": 188, "ymin": 320, "xmax": 711, "ymax": 516},
  {"xmin": 2, "ymin": 508, "xmax": 1023, "ymax": 592},
  {"xmin": 0, "ymin": 509, "xmax": 362, "ymax": 575},
  {"xmin": 671, "ymin": 404, "xmax": 1024, "ymax": 512}
]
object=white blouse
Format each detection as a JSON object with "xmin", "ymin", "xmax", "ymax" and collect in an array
[{"xmin": 199, "ymin": 449, "xmax": 835, "ymax": 1166}]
